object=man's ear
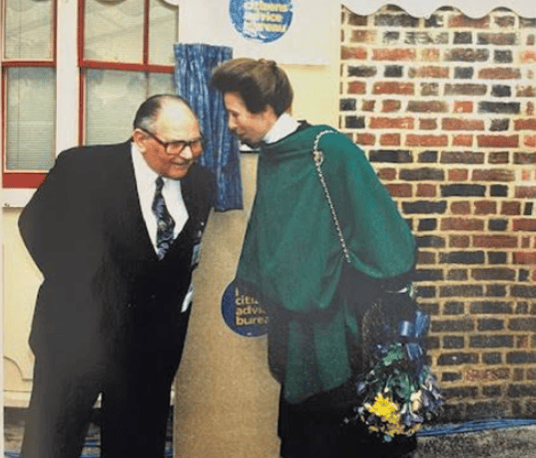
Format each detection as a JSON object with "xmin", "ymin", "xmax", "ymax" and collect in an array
[{"xmin": 132, "ymin": 129, "xmax": 147, "ymax": 152}]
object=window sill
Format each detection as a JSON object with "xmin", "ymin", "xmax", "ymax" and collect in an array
[{"xmin": 1, "ymin": 189, "xmax": 35, "ymax": 209}]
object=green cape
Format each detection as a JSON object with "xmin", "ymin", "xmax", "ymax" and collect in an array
[{"xmin": 236, "ymin": 124, "xmax": 417, "ymax": 402}]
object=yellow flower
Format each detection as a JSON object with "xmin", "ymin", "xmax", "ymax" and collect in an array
[
  {"xmin": 385, "ymin": 422, "xmax": 407, "ymax": 436},
  {"xmin": 369, "ymin": 394, "xmax": 400, "ymax": 422}
]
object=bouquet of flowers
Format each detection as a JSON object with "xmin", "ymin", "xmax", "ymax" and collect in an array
[{"xmin": 342, "ymin": 309, "xmax": 443, "ymax": 442}]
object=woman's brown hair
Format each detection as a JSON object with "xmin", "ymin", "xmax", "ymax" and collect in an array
[{"xmin": 211, "ymin": 58, "xmax": 293, "ymax": 116}]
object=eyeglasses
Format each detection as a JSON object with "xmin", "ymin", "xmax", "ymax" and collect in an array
[{"xmin": 140, "ymin": 128, "xmax": 205, "ymax": 155}]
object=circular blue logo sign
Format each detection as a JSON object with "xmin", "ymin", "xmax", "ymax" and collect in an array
[
  {"xmin": 221, "ymin": 282, "xmax": 268, "ymax": 337},
  {"xmin": 229, "ymin": 0, "xmax": 293, "ymax": 43}
]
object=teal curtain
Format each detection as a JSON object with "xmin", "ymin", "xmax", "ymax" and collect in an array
[{"xmin": 174, "ymin": 43, "xmax": 243, "ymax": 211}]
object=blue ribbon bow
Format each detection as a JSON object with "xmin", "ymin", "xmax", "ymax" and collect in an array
[{"xmin": 397, "ymin": 310, "xmax": 430, "ymax": 367}]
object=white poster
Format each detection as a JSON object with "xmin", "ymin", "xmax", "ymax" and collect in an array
[{"xmin": 178, "ymin": 0, "xmax": 339, "ymax": 64}]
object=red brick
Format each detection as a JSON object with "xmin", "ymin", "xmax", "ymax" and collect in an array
[
  {"xmin": 382, "ymin": 100, "xmax": 401, "ymax": 112},
  {"xmin": 409, "ymin": 66, "xmax": 449, "ymax": 78},
  {"xmin": 341, "ymin": 46, "xmax": 367, "ymax": 60},
  {"xmin": 495, "ymin": 15, "xmax": 516, "ymax": 28},
  {"xmin": 480, "ymin": 32, "xmax": 517, "ymax": 45},
  {"xmin": 362, "ymin": 100, "xmax": 376, "ymax": 112},
  {"xmin": 408, "ymin": 101, "xmax": 448, "ymax": 113},
  {"xmin": 442, "ymin": 118, "xmax": 485, "ymax": 131},
  {"xmin": 421, "ymin": 48, "xmax": 440, "ymax": 62},
  {"xmin": 377, "ymin": 168, "xmax": 397, "ymax": 180},
  {"xmin": 355, "ymin": 133, "xmax": 375, "ymax": 146},
  {"xmin": 517, "ymin": 86, "xmax": 536, "ymax": 97},
  {"xmin": 350, "ymin": 30, "xmax": 377, "ymax": 44},
  {"xmin": 514, "ymin": 119, "xmax": 536, "ymax": 130},
  {"xmin": 453, "ymin": 135, "xmax": 474, "ymax": 147},
  {"xmin": 454, "ymin": 101, "xmax": 473, "ymax": 113},
  {"xmin": 441, "ymin": 151, "xmax": 485, "ymax": 164},
  {"xmin": 449, "ymin": 15, "xmax": 490, "ymax": 28},
  {"xmin": 406, "ymin": 135, "xmax": 448, "ymax": 147},
  {"xmin": 520, "ymin": 50, "xmax": 536, "ymax": 63},
  {"xmin": 416, "ymin": 184, "xmax": 437, "ymax": 197},
  {"xmin": 518, "ymin": 336, "xmax": 530, "ymax": 350},
  {"xmin": 465, "ymin": 368, "xmax": 509, "ymax": 382},
  {"xmin": 442, "ymin": 218, "xmax": 483, "ymax": 231},
  {"xmin": 516, "ymin": 186, "xmax": 536, "ymax": 198},
  {"xmin": 450, "ymin": 235, "xmax": 470, "ymax": 248},
  {"xmin": 348, "ymin": 81, "xmax": 366, "ymax": 94},
  {"xmin": 380, "ymin": 133, "xmax": 401, "ymax": 146},
  {"xmin": 489, "ymin": 152, "xmax": 510, "ymax": 164},
  {"xmin": 501, "ymin": 202, "xmax": 521, "ymax": 215},
  {"xmin": 346, "ymin": 11, "xmax": 367, "ymax": 26},
  {"xmin": 450, "ymin": 202, "xmax": 471, "ymax": 215},
  {"xmin": 522, "ymin": 170, "xmax": 532, "ymax": 181},
  {"xmin": 473, "ymin": 235, "xmax": 518, "ymax": 248},
  {"xmin": 373, "ymin": 82, "xmax": 414, "ymax": 95},
  {"xmin": 522, "ymin": 237, "xmax": 531, "ymax": 248},
  {"xmin": 513, "ymin": 219, "xmax": 536, "ymax": 231},
  {"xmin": 478, "ymin": 68, "xmax": 522, "ymax": 80},
  {"xmin": 477, "ymin": 135, "xmax": 519, "ymax": 148},
  {"xmin": 372, "ymin": 49, "xmax": 416, "ymax": 61},
  {"xmin": 370, "ymin": 117, "xmax": 414, "ymax": 129},
  {"xmin": 420, "ymin": 119, "xmax": 438, "ymax": 130},
  {"xmin": 474, "ymin": 201, "xmax": 497, "ymax": 215},
  {"xmin": 525, "ymin": 135, "xmax": 536, "ymax": 148},
  {"xmin": 522, "ymin": 150, "xmax": 536, "ymax": 166},
  {"xmin": 449, "ymin": 169, "xmax": 469, "ymax": 181},
  {"xmin": 386, "ymin": 183, "xmax": 412, "ymax": 197},
  {"xmin": 472, "ymin": 169, "xmax": 515, "ymax": 182},
  {"xmin": 418, "ymin": 249, "xmax": 438, "ymax": 264},
  {"xmin": 513, "ymin": 251, "xmax": 536, "ymax": 264}
]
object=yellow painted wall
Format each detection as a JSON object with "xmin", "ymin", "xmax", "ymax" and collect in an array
[{"xmin": 2, "ymin": 208, "xmax": 41, "ymax": 407}]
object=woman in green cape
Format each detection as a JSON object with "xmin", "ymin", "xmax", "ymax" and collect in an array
[{"xmin": 211, "ymin": 58, "xmax": 419, "ymax": 458}]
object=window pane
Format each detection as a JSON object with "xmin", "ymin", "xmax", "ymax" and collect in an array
[
  {"xmin": 148, "ymin": 72, "xmax": 175, "ymax": 96},
  {"xmin": 149, "ymin": 0, "xmax": 178, "ymax": 65},
  {"xmin": 85, "ymin": 69, "xmax": 147, "ymax": 145},
  {"xmin": 6, "ymin": 67, "xmax": 56, "ymax": 171},
  {"xmin": 4, "ymin": 0, "xmax": 53, "ymax": 59},
  {"xmin": 84, "ymin": 0, "xmax": 144, "ymax": 63}
]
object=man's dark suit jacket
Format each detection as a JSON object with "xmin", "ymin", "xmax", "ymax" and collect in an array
[{"xmin": 19, "ymin": 140, "xmax": 215, "ymax": 369}]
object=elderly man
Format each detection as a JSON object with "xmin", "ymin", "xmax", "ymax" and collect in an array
[{"xmin": 19, "ymin": 94, "xmax": 215, "ymax": 458}]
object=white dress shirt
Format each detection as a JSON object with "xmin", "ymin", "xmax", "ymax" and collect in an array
[{"xmin": 131, "ymin": 142, "xmax": 189, "ymax": 253}]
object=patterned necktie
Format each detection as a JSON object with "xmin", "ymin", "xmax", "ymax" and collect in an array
[{"xmin": 152, "ymin": 176, "xmax": 175, "ymax": 260}]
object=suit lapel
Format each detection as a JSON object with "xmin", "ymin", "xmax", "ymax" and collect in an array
[
  {"xmin": 110, "ymin": 142, "xmax": 157, "ymax": 260},
  {"xmin": 176, "ymin": 164, "xmax": 205, "ymax": 238}
]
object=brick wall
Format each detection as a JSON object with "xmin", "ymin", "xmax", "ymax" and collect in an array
[{"xmin": 340, "ymin": 4, "xmax": 536, "ymax": 421}]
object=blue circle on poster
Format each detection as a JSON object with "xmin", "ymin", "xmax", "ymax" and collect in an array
[
  {"xmin": 221, "ymin": 282, "xmax": 268, "ymax": 337},
  {"xmin": 229, "ymin": 0, "xmax": 293, "ymax": 43}
]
